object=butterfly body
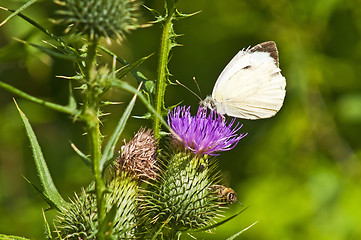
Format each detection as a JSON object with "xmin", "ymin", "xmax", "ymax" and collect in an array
[{"xmin": 200, "ymin": 41, "xmax": 286, "ymax": 120}]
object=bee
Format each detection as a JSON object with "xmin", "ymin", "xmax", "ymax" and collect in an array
[{"xmin": 210, "ymin": 185, "xmax": 242, "ymax": 205}]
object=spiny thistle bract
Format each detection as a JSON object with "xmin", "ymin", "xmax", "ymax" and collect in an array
[
  {"xmin": 55, "ymin": 0, "xmax": 141, "ymax": 42},
  {"xmin": 56, "ymin": 128, "xmax": 158, "ymax": 239},
  {"xmin": 139, "ymin": 151, "xmax": 221, "ymax": 239},
  {"xmin": 55, "ymin": 174, "xmax": 138, "ymax": 239}
]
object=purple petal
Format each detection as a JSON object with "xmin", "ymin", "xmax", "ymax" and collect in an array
[{"xmin": 167, "ymin": 106, "xmax": 247, "ymax": 156}]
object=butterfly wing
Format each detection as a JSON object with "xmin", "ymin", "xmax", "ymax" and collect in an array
[{"xmin": 212, "ymin": 41, "xmax": 286, "ymax": 119}]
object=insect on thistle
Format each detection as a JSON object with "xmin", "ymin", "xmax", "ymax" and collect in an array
[{"xmin": 210, "ymin": 184, "xmax": 242, "ymax": 205}]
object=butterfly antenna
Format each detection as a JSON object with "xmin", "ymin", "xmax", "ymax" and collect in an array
[
  {"xmin": 192, "ymin": 77, "xmax": 203, "ymax": 99},
  {"xmin": 176, "ymin": 80, "xmax": 202, "ymax": 101},
  {"xmin": 237, "ymin": 200, "xmax": 243, "ymax": 207}
]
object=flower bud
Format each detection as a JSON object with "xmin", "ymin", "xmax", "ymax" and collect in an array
[{"xmin": 55, "ymin": 0, "xmax": 141, "ymax": 42}]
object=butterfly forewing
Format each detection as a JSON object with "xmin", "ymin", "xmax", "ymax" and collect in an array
[
  {"xmin": 250, "ymin": 41, "xmax": 279, "ymax": 66},
  {"xmin": 210, "ymin": 41, "xmax": 286, "ymax": 119}
]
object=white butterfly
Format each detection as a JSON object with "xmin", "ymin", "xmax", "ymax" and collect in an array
[{"xmin": 200, "ymin": 41, "xmax": 286, "ymax": 120}]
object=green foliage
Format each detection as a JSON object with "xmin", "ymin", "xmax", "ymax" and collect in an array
[
  {"xmin": 15, "ymin": 101, "xmax": 68, "ymax": 211},
  {"xmin": 0, "ymin": 234, "xmax": 30, "ymax": 240}
]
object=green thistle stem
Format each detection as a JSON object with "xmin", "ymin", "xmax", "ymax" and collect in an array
[
  {"xmin": 90, "ymin": 122, "xmax": 107, "ymax": 237},
  {"xmin": 153, "ymin": 2, "xmax": 177, "ymax": 139},
  {"xmin": 82, "ymin": 39, "xmax": 107, "ymax": 239},
  {"xmin": 84, "ymin": 40, "xmax": 99, "ymax": 84}
]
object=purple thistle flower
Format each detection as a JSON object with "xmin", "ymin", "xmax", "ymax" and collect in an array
[{"xmin": 167, "ymin": 106, "xmax": 247, "ymax": 156}]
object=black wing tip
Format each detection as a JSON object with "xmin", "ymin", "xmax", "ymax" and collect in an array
[{"xmin": 250, "ymin": 41, "xmax": 279, "ymax": 67}]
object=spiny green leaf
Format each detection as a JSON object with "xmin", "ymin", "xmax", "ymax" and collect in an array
[
  {"xmin": 192, "ymin": 207, "xmax": 249, "ymax": 232},
  {"xmin": 143, "ymin": 4, "xmax": 163, "ymax": 23},
  {"xmin": 13, "ymin": 38, "xmax": 77, "ymax": 61},
  {"xmin": 0, "ymin": 0, "xmax": 37, "ymax": 27},
  {"xmin": 70, "ymin": 142, "xmax": 91, "ymax": 167},
  {"xmin": 111, "ymin": 81, "xmax": 171, "ymax": 133},
  {"xmin": 0, "ymin": 81, "xmax": 74, "ymax": 114},
  {"xmin": 174, "ymin": 9, "xmax": 201, "ymax": 20},
  {"xmin": 116, "ymin": 53, "xmax": 154, "ymax": 80},
  {"xmin": 67, "ymin": 81, "xmax": 78, "ymax": 113},
  {"xmin": 0, "ymin": 6, "xmax": 79, "ymax": 57},
  {"xmin": 15, "ymin": 100, "xmax": 69, "ymax": 211},
  {"xmin": 132, "ymin": 112, "xmax": 152, "ymax": 119},
  {"xmin": 0, "ymin": 234, "xmax": 30, "ymax": 240},
  {"xmin": 226, "ymin": 221, "xmax": 258, "ymax": 240},
  {"xmin": 99, "ymin": 46, "xmax": 155, "ymax": 97},
  {"xmin": 22, "ymin": 176, "xmax": 57, "ymax": 210}
]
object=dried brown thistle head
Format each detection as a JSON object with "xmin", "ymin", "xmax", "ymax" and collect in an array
[{"xmin": 116, "ymin": 128, "xmax": 158, "ymax": 180}]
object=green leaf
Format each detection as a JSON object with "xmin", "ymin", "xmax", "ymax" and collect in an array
[
  {"xmin": 99, "ymin": 46, "xmax": 155, "ymax": 97},
  {"xmin": 22, "ymin": 176, "xmax": 57, "ymax": 210},
  {"xmin": 226, "ymin": 221, "xmax": 258, "ymax": 240},
  {"xmin": 67, "ymin": 81, "xmax": 78, "ymax": 113},
  {"xmin": 0, "ymin": 6, "xmax": 79, "ymax": 58},
  {"xmin": 0, "ymin": 0, "xmax": 37, "ymax": 27},
  {"xmin": 143, "ymin": 4, "xmax": 163, "ymax": 23},
  {"xmin": 111, "ymin": 81, "xmax": 171, "ymax": 133},
  {"xmin": 14, "ymin": 38, "xmax": 78, "ymax": 61},
  {"xmin": 0, "ymin": 81, "xmax": 75, "ymax": 115},
  {"xmin": 116, "ymin": 53, "xmax": 154, "ymax": 80},
  {"xmin": 174, "ymin": 9, "xmax": 201, "ymax": 20},
  {"xmin": 192, "ymin": 207, "xmax": 249, "ymax": 232},
  {"xmin": 100, "ymin": 83, "xmax": 141, "ymax": 171},
  {"xmin": 0, "ymin": 234, "xmax": 30, "ymax": 240},
  {"xmin": 132, "ymin": 112, "xmax": 152, "ymax": 119},
  {"xmin": 15, "ymin": 100, "xmax": 69, "ymax": 211},
  {"xmin": 70, "ymin": 142, "xmax": 91, "ymax": 167}
]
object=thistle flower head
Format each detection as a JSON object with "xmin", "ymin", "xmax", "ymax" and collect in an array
[
  {"xmin": 116, "ymin": 128, "xmax": 158, "ymax": 180},
  {"xmin": 167, "ymin": 106, "xmax": 247, "ymax": 156},
  {"xmin": 55, "ymin": 0, "xmax": 141, "ymax": 42}
]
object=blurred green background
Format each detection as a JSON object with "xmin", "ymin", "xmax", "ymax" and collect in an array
[{"xmin": 1, "ymin": 0, "xmax": 361, "ymax": 239}]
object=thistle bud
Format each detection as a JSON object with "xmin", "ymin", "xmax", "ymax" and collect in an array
[
  {"xmin": 139, "ymin": 151, "xmax": 221, "ymax": 238},
  {"xmin": 55, "ymin": 0, "xmax": 141, "ymax": 42},
  {"xmin": 56, "ymin": 175, "xmax": 138, "ymax": 239}
]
